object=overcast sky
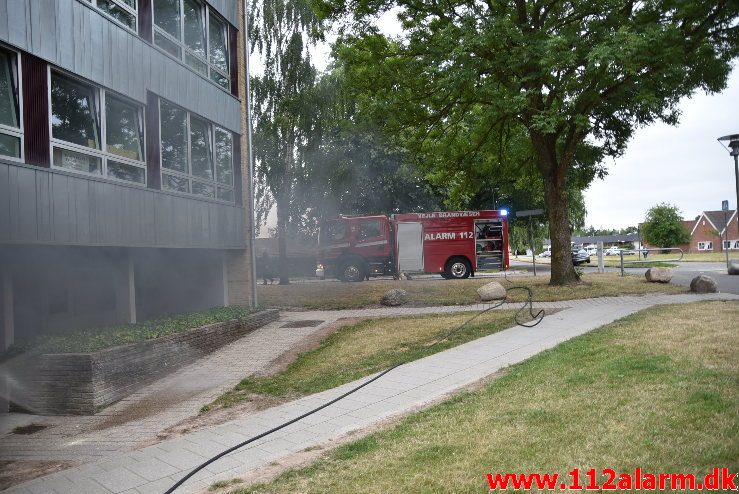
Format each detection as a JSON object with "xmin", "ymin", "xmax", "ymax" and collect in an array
[
  {"xmin": 259, "ymin": 20, "xmax": 739, "ymax": 234},
  {"xmin": 583, "ymin": 69, "xmax": 739, "ymax": 229}
]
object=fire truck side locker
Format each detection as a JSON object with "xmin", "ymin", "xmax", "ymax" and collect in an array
[{"xmin": 395, "ymin": 221, "xmax": 424, "ymax": 273}]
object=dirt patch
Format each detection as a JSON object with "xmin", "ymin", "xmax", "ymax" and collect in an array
[
  {"xmin": 0, "ymin": 460, "xmax": 76, "ymax": 490},
  {"xmin": 280, "ymin": 320, "xmax": 324, "ymax": 328},
  {"xmin": 203, "ymin": 369, "xmax": 508, "ymax": 494},
  {"xmin": 93, "ymin": 389, "xmax": 203, "ymax": 431},
  {"xmin": 11, "ymin": 424, "xmax": 48, "ymax": 435}
]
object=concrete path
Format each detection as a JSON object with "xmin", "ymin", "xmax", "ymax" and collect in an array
[
  {"xmin": 0, "ymin": 319, "xmax": 332, "ymax": 463},
  {"xmin": 4, "ymin": 292, "xmax": 737, "ymax": 494}
]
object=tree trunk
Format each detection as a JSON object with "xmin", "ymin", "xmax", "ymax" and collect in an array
[
  {"xmin": 543, "ymin": 169, "xmax": 579, "ymax": 285},
  {"xmin": 530, "ymin": 131, "xmax": 579, "ymax": 285},
  {"xmin": 276, "ymin": 195, "xmax": 290, "ymax": 285},
  {"xmin": 277, "ymin": 132, "xmax": 293, "ymax": 286}
]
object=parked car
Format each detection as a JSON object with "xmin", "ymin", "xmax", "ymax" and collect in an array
[
  {"xmin": 604, "ymin": 246, "xmax": 621, "ymax": 256},
  {"xmin": 538, "ymin": 250, "xmax": 552, "ymax": 257},
  {"xmin": 572, "ymin": 249, "xmax": 591, "ymax": 265},
  {"xmin": 585, "ymin": 247, "xmax": 598, "ymax": 256}
]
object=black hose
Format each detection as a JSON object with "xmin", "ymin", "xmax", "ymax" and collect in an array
[{"xmin": 164, "ymin": 284, "xmax": 544, "ymax": 493}]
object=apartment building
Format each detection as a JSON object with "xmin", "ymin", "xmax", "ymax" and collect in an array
[{"xmin": 0, "ymin": 0, "xmax": 256, "ymax": 357}]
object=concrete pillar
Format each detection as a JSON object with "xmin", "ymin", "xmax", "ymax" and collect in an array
[
  {"xmin": 597, "ymin": 242, "xmax": 605, "ymax": 273},
  {"xmin": 221, "ymin": 251, "xmax": 229, "ymax": 306},
  {"xmin": 115, "ymin": 252, "xmax": 136, "ymax": 324},
  {"xmin": 226, "ymin": 250, "xmax": 255, "ymax": 307},
  {"xmin": 1, "ymin": 263, "xmax": 14, "ymax": 412}
]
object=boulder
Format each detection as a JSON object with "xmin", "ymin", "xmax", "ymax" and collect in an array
[
  {"xmin": 477, "ymin": 281, "xmax": 507, "ymax": 301},
  {"xmin": 689, "ymin": 275, "xmax": 718, "ymax": 293},
  {"xmin": 381, "ymin": 288, "xmax": 409, "ymax": 306},
  {"xmin": 645, "ymin": 267, "xmax": 673, "ymax": 283},
  {"xmin": 728, "ymin": 260, "xmax": 739, "ymax": 275}
]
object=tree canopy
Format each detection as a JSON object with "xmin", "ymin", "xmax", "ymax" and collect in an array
[
  {"xmin": 642, "ymin": 203, "xmax": 691, "ymax": 248},
  {"xmin": 320, "ymin": 0, "xmax": 739, "ymax": 284}
]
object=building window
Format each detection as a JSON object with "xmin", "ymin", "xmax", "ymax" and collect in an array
[
  {"xmin": 85, "ymin": 0, "xmax": 138, "ymax": 32},
  {"xmin": 697, "ymin": 241, "xmax": 713, "ymax": 251},
  {"xmin": 0, "ymin": 47, "xmax": 22, "ymax": 160},
  {"xmin": 725, "ymin": 239, "xmax": 739, "ymax": 250},
  {"xmin": 50, "ymin": 71, "xmax": 146, "ymax": 184},
  {"xmin": 153, "ymin": 0, "xmax": 231, "ymax": 91},
  {"xmin": 159, "ymin": 99, "xmax": 234, "ymax": 201}
]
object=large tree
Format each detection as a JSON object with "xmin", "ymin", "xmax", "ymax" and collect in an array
[
  {"xmin": 321, "ymin": 0, "xmax": 739, "ymax": 284},
  {"xmin": 249, "ymin": 0, "xmax": 321, "ymax": 284}
]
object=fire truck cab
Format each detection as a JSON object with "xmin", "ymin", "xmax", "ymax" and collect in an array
[{"xmin": 316, "ymin": 210, "xmax": 509, "ymax": 282}]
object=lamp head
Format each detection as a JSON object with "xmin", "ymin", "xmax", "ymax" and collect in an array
[{"xmin": 718, "ymin": 134, "xmax": 739, "ymax": 157}]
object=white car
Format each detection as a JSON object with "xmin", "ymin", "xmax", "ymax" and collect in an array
[
  {"xmin": 538, "ymin": 250, "xmax": 552, "ymax": 258},
  {"xmin": 604, "ymin": 246, "xmax": 621, "ymax": 256}
]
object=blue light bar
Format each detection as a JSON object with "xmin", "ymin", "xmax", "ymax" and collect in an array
[{"xmin": 500, "ymin": 209, "xmax": 508, "ymax": 216}]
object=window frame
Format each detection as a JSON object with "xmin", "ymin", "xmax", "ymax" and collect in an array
[
  {"xmin": 0, "ymin": 44, "xmax": 24, "ymax": 163},
  {"xmin": 152, "ymin": 0, "xmax": 231, "ymax": 92},
  {"xmin": 85, "ymin": 0, "xmax": 139, "ymax": 34},
  {"xmin": 48, "ymin": 68, "xmax": 147, "ymax": 186},
  {"xmin": 697, "ymin": 241, "xmax": 713, "ymax": 251},
  {"xmin": 158, "ymin": 98, "xmax": 234, "ymax": 203}
]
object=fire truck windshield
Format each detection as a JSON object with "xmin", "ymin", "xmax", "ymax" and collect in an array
[{"xmin": 319, "ymin": 221, "xmax": 346, "ymax": 244}]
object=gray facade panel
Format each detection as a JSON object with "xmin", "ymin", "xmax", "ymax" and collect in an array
[
  {"xmin": 0, "ymin": 162, "xmax": 246, "ymax": 249},
  {"xmin": 208, "ymin": 0, "xmax": 239, "ymax": 28},
  {"xmin": 0, "ymin": 0, "xmax": 240, "ymax": 133}
]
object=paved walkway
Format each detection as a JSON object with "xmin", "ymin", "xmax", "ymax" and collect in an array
[
  {"xmin": 4, "ymin": 292, "xmax": 737, "ymax": 494},
  {"xmin": 0, "ymin": 319, "xmax": 331, "ymax": 463}
]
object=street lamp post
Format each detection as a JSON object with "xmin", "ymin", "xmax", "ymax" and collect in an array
[{"xmin": 718, "ymin": 134, "xmax": 739, "ymax": 238}]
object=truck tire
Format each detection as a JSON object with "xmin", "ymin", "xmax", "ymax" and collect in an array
[
  {"xmin": 444, "ymin": 257, "xmax": 471, "ymax": 279},
  {"xmin": 340, "ymin": 260, "xmax": 365, "ymax": 282}
]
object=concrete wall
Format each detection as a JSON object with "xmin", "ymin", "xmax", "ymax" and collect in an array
[
  {"xmin": 1, "ymin": 245, "xmax": 236, "ymax": 346},
  {"xmin": 6, "ymin": 309, "xmax": 279, "ymax": 414}
]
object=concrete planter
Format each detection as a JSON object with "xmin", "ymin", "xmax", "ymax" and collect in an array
[{"xmin": 9, "ymin": 310, "xmax": 279, "ymax": 415}]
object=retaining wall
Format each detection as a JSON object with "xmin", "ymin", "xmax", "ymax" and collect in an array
[{"xmin": 9, "ymin": 310, "xmax": 279, "ymax": 415}]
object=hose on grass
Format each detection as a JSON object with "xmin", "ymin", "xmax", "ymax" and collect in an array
[{"xmin": 164, "ymin": 284, "xmax": 544, "ymax": 493}]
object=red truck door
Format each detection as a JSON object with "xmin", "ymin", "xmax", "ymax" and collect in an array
[{"xmin": 395, "ymin": 221, "xmax": 424, "ymax": 273}]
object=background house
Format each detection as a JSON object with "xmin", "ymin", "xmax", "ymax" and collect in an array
[
  {"xmin": 0, "ymin": 0, "xmax": 257, "ymax": 396},
  {"xmin": 642, "ymin": 210, "xmax": 738, "ymax": 253}
]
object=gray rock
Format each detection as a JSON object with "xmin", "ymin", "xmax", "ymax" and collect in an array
[
  {"xmin": 477, "ymin": 281, "xmax": 507, "ymax": 301},
  {"xmin": 645, "ymin": 267, "xmax": 673, "ymax": 283},
  {"xmin": 689, "ymin": 274, "xmax": 718, "ymax": 293},
  {"xmin": 381, "ymin": 288, "xmax": 409, "ymax": 306},
  {"xmin": 728, "ymin": 260, "xmax": 739, "ymax": 275}
]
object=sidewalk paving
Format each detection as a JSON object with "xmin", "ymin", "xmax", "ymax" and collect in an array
[
  {"xmin": 4, "ymin": 292, "xmax": 737, "ymax": 494},
  {"xmin": 0, "ymin": 319, "xmax": 331, "ymax": 463}
]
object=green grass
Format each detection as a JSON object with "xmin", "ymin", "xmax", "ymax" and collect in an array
[
  {"xmin": 229, "ymin": 301, "xmax": 738, "ymax": 493},
  {"xmin": 203, "ymin": 310, "xmax": 518, "ymax": 412},
  {"xmin": 257, "ymin": 273, "xmax": 686, "ymax": 310},
  {"xmin": 4, "ymin": 306, "xmax": 258, "ymax": 355}
]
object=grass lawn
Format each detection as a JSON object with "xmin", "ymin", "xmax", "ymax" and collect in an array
[
  {"xmin": 203, "ymin": 310, "xmax": 518, "ymax": 412},
  {"xmin": 257, "ymin": 273, "xmax": 686, "ymax": 310},
  {"xmin": 230, "ymin": 300, "xmax": 739, "ymax": 493},
  {"xmin": 3, "ymin": 306, "xmax": 258, "ymax": 356}
]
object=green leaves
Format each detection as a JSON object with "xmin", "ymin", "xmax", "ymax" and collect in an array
[{"xmin": 642, "ymin": 203, "xmax": 692, "ymax": 248}]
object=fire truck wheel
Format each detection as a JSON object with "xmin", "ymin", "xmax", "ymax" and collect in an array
[
  {"xmin": 340, "ymin": 260, "xmax": 365, "ymax": 282},
  {"xmin": 444, "ymin": 257, "xmax": 471, "ymax": 279}
]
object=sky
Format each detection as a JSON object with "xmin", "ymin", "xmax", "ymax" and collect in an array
[
  {"xmin": 257, "ymin": 18, "xmax": 739, "ymax": 234},
  {"xmin": 583, "ymin": 69, "xmax": 739, "ymax": 229}
]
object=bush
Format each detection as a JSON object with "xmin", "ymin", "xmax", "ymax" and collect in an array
[{"xmin": 4, "ymin": 306, "xmax": 258, "ymax": 356}]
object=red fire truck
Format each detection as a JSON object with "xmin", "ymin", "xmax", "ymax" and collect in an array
[{"xmin": 316, "ymin": 210, "xmax": 509, "ymax": 281}]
